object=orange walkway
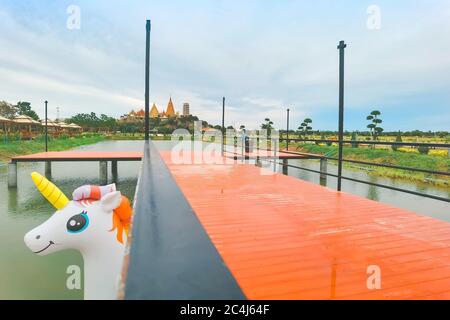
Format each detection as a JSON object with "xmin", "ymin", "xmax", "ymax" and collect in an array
[
  {"xmin": 160, "ymin": 152, "xmax": 450, "ymax": 300},
  {"xmin": 224, "ymin": 149, "xmax": 319, "ymax": 160}
]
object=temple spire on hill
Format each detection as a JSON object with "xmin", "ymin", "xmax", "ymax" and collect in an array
[
  {"xmin": 120, "ymin": 97, "xmax": 184, "ymax": 122},
  {"xmin": 166, "ymin": 97, "xmax": 175, "ymax": 117}
]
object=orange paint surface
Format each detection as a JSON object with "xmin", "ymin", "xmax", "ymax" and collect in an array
[
  {"xmin": 160, "ymin": 151, "xmax": 450, "ymax": 300},
  {"xmin": 225, "ymin": 149, "xmax": 312, "ymax": 159}
]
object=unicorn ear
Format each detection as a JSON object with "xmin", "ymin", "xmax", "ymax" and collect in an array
[{"xmin": 100, "ymin": 191, "xmax": 122, "ymax": 213}]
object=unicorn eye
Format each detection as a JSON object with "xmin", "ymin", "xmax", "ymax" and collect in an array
[{"xmin": 67, "ymin": 212, "xmax": 89, "ymax": 233}]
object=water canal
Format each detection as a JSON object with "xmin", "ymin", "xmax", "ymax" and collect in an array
[{"xmin": 0, "ymin": 140, "xmax": 448, "ymax": 299}]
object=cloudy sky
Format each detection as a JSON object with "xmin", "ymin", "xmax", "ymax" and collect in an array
[{"xmin": 0, "ymin": 0, "xmax": 449, "ymax": 131}]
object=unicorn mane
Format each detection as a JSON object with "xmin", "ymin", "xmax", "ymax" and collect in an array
[{"xmin": 72, "ymin": 185, "xmax": 132, "ymax": 243}]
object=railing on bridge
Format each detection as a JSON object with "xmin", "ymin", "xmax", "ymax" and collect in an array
[{"xmin": 223, "ymin": 138, "xmax": 450, "ymax": 203}]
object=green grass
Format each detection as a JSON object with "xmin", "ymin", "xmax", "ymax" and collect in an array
[
  {"xmin": 0, "ymin": 134, "xmax": 106, "ymax": 162},
  {"xmin": 291, "ymin": 142, "xmax": 450, "ymax": 187}
]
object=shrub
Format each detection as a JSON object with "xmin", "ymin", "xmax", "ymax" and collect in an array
[
  {"xmin": 317, "ymin": 133, "xmax": 325, "ymax": 145},
  {"xmin": 59, "ymin": 134, "xmax": 69, "ymax": 140},
  {"xmin": 392, "ymin": 133, "xmax": 402, "ymax": 151},
  {"xmin": 417, "ymin": 146, "xmax": 429, "ymax": 155},
  {"xmin": 351, "ymin": 131, "xmax": 359, "ymax": 148}
]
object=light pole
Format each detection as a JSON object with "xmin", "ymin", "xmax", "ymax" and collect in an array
[
  {"xmin": 45, "ymin": 100, "xmax": 48, "ymax": 152},
  {"xmin": 144, "ymin": 20, "xmax": 151, "ymax": 141},
  {"xmin": 337, "ymin": 40, "xmax": 347, "ymax": 192}
]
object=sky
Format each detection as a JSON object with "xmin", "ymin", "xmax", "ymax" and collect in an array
[{"xmin": 0, "ymin": 0, "xmax": 449, "ymax": 131}]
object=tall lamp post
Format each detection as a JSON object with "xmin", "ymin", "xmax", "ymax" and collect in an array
[
  {"xmin": 144, "ymin": 20, "xmax": 151, "ymax": 141},
  {"xmin": 337, "ymin": 40, "xmax": 347, "ymax": 191},
  {"xmin": 45, "ymin": 100, "xmax": 48, "ymax": 152}
]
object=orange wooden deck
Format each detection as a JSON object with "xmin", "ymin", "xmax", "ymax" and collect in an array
[
  {"xmin": 224, "ymin": 149, "xmax": 318, "ymax": 160},
  {"xmin": 12, "ymin": 151, "xmax": 143, "ymax": 162},
  {"xmin": 160, "ymin": 152, "xmax": 450, "ymax": 300}
]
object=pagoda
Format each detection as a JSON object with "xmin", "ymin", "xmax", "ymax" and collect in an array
[
  {"xmin": 150, "ymin": 103, "xmax": 159, "ymax": 118},
  {"xmin": 165, "ymin": 97, "xmax": 175, "ymax": 117}
]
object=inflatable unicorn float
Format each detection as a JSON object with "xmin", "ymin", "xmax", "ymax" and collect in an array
[{"xmin": 24, "ymin": 172, "xmax": 132, "ymax": 300}]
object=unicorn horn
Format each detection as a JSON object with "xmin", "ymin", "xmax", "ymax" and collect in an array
[{"xmin": 31, "ymin": 172, "xmax": 69, "ymax": 210}]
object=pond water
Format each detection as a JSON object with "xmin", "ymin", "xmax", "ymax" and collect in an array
[{"xmin": 0, "ymin": 140, "xmax": 448, "ymax": 299}]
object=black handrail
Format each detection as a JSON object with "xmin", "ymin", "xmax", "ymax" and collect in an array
[
  {"xmin": 280, "ymin": 137, "xmax": 450, "ymax": 148},
  {"xmin": 124, "ymin": 142, "xmax": 246, "ymax": 299},
  {"xmin": 225, "ymin": 144, "xmax": 450, "ymax": 176},
  {"xmin": 260, "ymin": 158, "xmax": 450, "ymax": 203},
  {"xmin": 223, "ymin": 145, "xmax": 449, "ymax": 203}
]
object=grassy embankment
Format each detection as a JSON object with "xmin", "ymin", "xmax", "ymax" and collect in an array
[
  {"xmin": 289, "ymin": 142, "xmax": 450, "ymax": 187},
  {"xmin": 0, "ymin": 134, "xmax": 106, "ymax": 162}
]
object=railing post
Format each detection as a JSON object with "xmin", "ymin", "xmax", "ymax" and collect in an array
[
  {"xmin": 337, "ymin": 40, "xmax": 347, "ymax": 192},
  {"xmin": 320, "ymin": 158, "xmax": 327, "ymax": 185},
  {"xmin": 144, "ymin": 20, "xmax": 151, "ymax": 141},
  {"xmin": 286, "ymin": 108, "xmax": 290, "ymax": 151},
  {"xmin": 282, "ymin": 158, "xmax": 288, "ymax": 175},
  {"xmin": 112, "ymin": 160, "xmax": 118, "ymax": 182},
  {"xmin": 221, "ymin": 97, "xmax": 225, "ymax": 156}
]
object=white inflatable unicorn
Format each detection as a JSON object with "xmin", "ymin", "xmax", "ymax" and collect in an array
[{"xmin": 24, "ymin": 172, "xmax": 132, "ymax": 300}]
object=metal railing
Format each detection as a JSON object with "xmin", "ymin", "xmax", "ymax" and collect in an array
[
  {"xmin": 223, "ymin": 139, "xmax": 450, "ymax": 203},
  {"xmin": 281, "ymin": 137, "xmax": 450, "ymax": 148}
]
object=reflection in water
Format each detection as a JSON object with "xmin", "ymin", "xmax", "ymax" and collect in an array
[
  {"xmin": 367, "ymin": 176, "xmax": 379, "ymax": 201},
  {"xmin": 8, "ymin": 187, "xmax": 17, "ymax": 212}
]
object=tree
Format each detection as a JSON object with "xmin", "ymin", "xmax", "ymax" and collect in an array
[
  {"xmin": 260, "ymin": 118, "xmax": 274, "ymax": 136},
  {"xmin": 99, "ymin": 114, "xmax": 117, "ymax": 131},
  {"xmin": 0, "ymin": 101, "xmax": 18, "ymax": 119},
  {"xmin": 366, "ymin": 110, "xmax": 383, "ymax": 140},
  {"xmin": 298, "ymin": 118, "xmax": 313, "ymax": 139},
  {"xmin": 65, "ymin": 112, "xmax": 118, "ymax": 132},
  {"xmin": 16, "ymin": 101, "xmax": 39, "ymax": 120}
]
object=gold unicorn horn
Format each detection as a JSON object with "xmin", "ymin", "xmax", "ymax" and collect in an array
[{"xmin": 31, "ymin": 172, "xmax": 69, "ymax": 210}]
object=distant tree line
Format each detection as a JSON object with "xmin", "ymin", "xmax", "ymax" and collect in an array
[{"xmin": 0, "ymin": 101, "xmax": 39, "ymax": 120}]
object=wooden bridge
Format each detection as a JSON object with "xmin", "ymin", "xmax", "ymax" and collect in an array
[
  {"xmin": 6, "ymin": 146, "xmax": 450, "ymax": 299},
  {"xmin": 7, "ymin": 151, "xmax": 143, "ymax": 187},
  {"xmin": 122, "ymin": 142, "xmax": 450, "ymax": 300}
]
